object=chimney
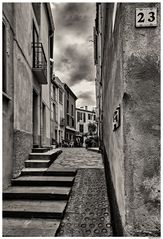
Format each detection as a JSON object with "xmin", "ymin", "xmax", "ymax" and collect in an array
[{"xmin": 85, "ymin": 106, "xmax": 88, "ymax": 110}]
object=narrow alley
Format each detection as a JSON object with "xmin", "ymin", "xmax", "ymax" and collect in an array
[{"xmin": 2, "ymin": 2, "xmax": 160, "ymax": 237}]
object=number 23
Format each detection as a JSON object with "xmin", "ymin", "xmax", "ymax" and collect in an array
[{"xmin": 138, "ymin": 11, "xmax": 155, "ymax": 23}]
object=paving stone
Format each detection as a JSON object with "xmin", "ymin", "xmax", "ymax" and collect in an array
[
  {"xmin": 57, "ymin": 168, "xmax": 113, "ymax": 237},
  {"xmin": 49, "ymin": 148, "xmax": 104, "ymax": 169},
  {"xmin": 3, "ymin": 200, "xmax": 67, "ymax": 219},
  {"xmin": 3, "ymin": 218, "xmax": 60, "ymax": 237}
]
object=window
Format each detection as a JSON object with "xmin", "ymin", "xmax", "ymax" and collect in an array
[
  {"xmin": 59, "ymin": 89, "xmax": 63, "ymax": 104},
  {"xmin": 80, "ymin": 112, "xmax": 82, "ymax": 121},
  {"xmin": 53, "ymin": 104, "xmax": 56, "ymax": 121},
  {"xmin": 3, "ymin": 21, "xmax": 7, "ymax": 93},
  {"xmin": 79, "ymin": 124, "xmax": 84, "ymax": 133},
  {"xmin": 72, "ymin": 118, "xmax": 74, "ymax": 127},
  {"xmin": 53, "ymin": 86, "xmax": 56, "ymax": 101},
  {"xmin": 88, "ymin": 114, "xmax": 91, "ymax": 120},
  {"xmin": 71, "ymin": 105, "xmax": 73, "ymax": 116},
  {"xmin": 67, "ymin": 115, "xmax": 69, "ymax": 126},
  {"xmin": 83, "ymin": 113, "xmax": 86, "ymax": 123},
  {"xmin": 77, "ymin": 112, "xmax": 80, "ymax": 122},
  {"xmin": 94, "ymin": 115, "xmax": 96, "ymax": 121},
  {"xmin": 67, "ymin": 100, "xmax": 69, "ymax": 113},
  {"xmin": 33, "ymin": 22, "xmax": 39, "ymax": 68}
]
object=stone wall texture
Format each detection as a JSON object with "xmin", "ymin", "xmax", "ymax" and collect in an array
[
  {"xmin": 3, "ymin": 4, "xmax": 14, "ymax": 189},
  {"xmin": 13, "ymin": 130, "xmax": 32, "ymax": 178},
  {"xmin": 100, "ymin": 3, "xmax": 160, "ymax": 236}
]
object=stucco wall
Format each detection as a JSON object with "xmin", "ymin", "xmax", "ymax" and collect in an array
[
  {"xmin": 3, "ymin": 4, "xmax": 14, "ymax": 189},
  {"xmin": 41, "ymin": 4, "xmax": 51, "ymax": 142},
  {"xmin": 122, "ymin": 3, "xmax": 160, "ymax": 236},
  {"xmin": 101, "ymin": 2, "xmax": 160, "ymax": 236},
  {"xmin": 102, "ymin": 2, "xmax": 125, "ymax": 228}
]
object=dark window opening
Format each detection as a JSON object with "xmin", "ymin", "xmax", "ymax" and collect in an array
[
  {"xmin": 77, "ymin": 112, "xmax": 80, "ymax": 122},
  {"xmin": 72, "ymin": 118, "xmax": 74, "ymax": 127},
  {"xmin": 59, "ymin": 89, "xmax": 63, "ymax": 104},
  {"xmin": 83, "ymin": 113, "xmax": 86, "ymax": 123},
  {"xmin": 71, "ymin": 104, "xmax": 73, "ymax": 116},
  {"xmin": 67, "ymin": 100, "xmax": 69, "ymax": 113},
  {"xmin": 67, "ymin": 115, "xmax": 69, "ymax": 126},
  {"xmin": 79, "ymin": 124, "xmax": 84, "ymax": 133}
]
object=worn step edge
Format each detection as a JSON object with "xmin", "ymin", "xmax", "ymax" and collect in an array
[
  {"xmin": 11, "ymin": 177, "xmax": 74, "ymax": 187},
  {"xmin": 21, "ymin": 168, "xmax": 47, "ymax": 176},
  {"xmin": 3, "ymin": 186, "xmax": 71, "ymax": 200},
  {"xmin": 45, "ymin": 168, "xmax": 77, "ymax": 176},
  {"xmin": 3, "ymin": 200, "xmax": 67, "ymax": 219},
  {"xmin": 25, "ymin": 160, "xmax": 51, "ymax": 168},
  {"xmin": 3, "ymin": 192, "xmax": 70, "ymax": 200},
  {"xmin": 3, "ymin": 218, "xmax": 61, "ymax": 237},
  {"xmin": 3, "ymin": 210, "xmax": 64, "ymax": 219}
]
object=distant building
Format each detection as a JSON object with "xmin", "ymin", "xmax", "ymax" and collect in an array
[
  {"xmin": 76, "ymin": 106, "xmax": 96, "ymax": 134},
  {"xmin": 64, "ymin": 84, "xmax": 77, "ymax": 141},
  {"xmin": 3, "ymin": 3, "xmax": 54, "ymax": 188},
  {"xmin": 94, "ymin": 3, "xmax": 160, "ymax": 237},
  {"xmin": 51, "ymin": 76, "xmax": 65, "ymax": 145}
]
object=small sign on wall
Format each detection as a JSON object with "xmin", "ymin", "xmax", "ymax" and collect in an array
[
  {"xmin": 136, "ymin": 8, "xmax": 157, "ymax": 27},
  {"xmin": 113, "ymin": 105, "xmax": 120, "ymax": 131}
]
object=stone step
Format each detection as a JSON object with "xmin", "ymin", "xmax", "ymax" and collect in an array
[
  {"xmin": 45, "ymin": 168, "xmax": 77, "ymax": 176},
  {"xmin": 29, "ymin": 148, "xmax": 62, "ymax": 161},
  {"xmin": 21, "ymin": 168, "xmax": 47, "ymax": 176},
  {"xmin": 32, "ymin": 147, "xmax": 52, "ymax": 153},
  {"xmin": 3, "ymin": 186, "xmax": 71, "ymax": 200},
  {"xmin": 11, "ymin": 176, "xmax": 75, "ymax": 187},
  {"xmin": 3, "ymin": 200, "xmax": 67, "ymax": 219},
  {"xmin": 25, "ymin": 160, "xmax": 50, "ymax": 168},
  {"xmin": 3, "ymin": 218, "xmax": 60, "ymax": 237}
]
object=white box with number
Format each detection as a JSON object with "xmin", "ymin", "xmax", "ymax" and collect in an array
[{"xmin": 136, "ymin": 8, "xmax": 157, "ymax": 27}]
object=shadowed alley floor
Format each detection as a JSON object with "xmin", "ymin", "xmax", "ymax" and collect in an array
[{"xmin": 49, "ymin": 148, "xmax": 113, "ymax": 237}]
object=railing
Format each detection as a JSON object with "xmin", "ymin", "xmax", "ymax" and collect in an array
[{"xmin": 32, "ymin": 42, "xmax": 47, "ymax": 81}]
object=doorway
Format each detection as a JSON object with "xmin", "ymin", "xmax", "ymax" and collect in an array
[
  {"xmin": 42, "ymin": 103, "xmax": 46, "ymax": 145},
  {"xmin": 33, "ymin": 90, "xmax": 38, "ymax": 146}
]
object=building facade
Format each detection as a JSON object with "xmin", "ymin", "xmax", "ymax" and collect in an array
[
  {"xmin": 76, "ymin": 107, "xmax": 96, "ymax": 134},
  {"xmin": 51, "ymin": 76, "xmax": 65, "ymax": 145},
  {"xmin": 3, "ymin": 3, "xmax": 54, "ymax": 189},
  {"xmin": 64, "ymin": 84, "xmax": 77, "ymax": 142},
  {"xmin": 94, "ymin": 3, "xmax": 160, "ymax": 237}
]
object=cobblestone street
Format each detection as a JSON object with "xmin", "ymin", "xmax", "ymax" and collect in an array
[{"xmin": 49, "ymin": 148, "xmax": 113, "ymax": 237}]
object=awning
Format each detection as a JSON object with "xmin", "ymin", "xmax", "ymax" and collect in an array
[{"xmin": 65, "ymin": 126, "xmax": 76, "ymax": 132}]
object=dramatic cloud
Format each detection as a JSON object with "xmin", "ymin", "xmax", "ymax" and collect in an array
[{"xmin": 51, "ymin": 3, "xmax": 96, "ymax": 108}]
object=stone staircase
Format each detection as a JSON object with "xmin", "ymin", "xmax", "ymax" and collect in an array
[{"xmin": 3, "ymin": 148, "xmax": 77, "ymax": 237}]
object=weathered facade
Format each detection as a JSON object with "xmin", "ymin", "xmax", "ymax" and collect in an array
[
  {"xmin": 3, "ymin": 3, "xmax": 54, "ymax": 188},
  {"xmin": 64, "ymin": 84, "xmax": 77, "ymax": 141},
  {"xmin": 76, "ymin": 107, "xmax": 96, "ymax": 133},
  {"xmin": 51, "ymin": 76, "xmax": 65, "ymax": 145},
  {"xmin": 95, "ymin": 3, "xmax": 160, "ymax": 236}
]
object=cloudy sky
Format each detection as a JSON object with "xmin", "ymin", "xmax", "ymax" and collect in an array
[{"xmin": 51, "ymin": 3, "xmax": 96, "ymax": 108}]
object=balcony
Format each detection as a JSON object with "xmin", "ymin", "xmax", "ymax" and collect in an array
[
  {"xmin": 60, "ymin": 118, "xmax": 65, "ymax": 126},
  {"xmin": 32, "ymin": 42, "xmax": 47, "ymax": 84}
]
